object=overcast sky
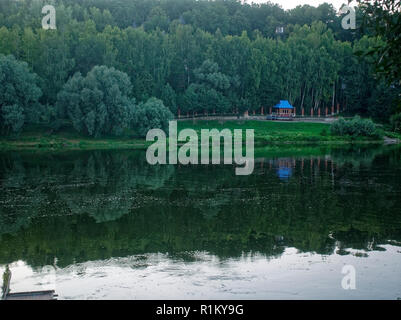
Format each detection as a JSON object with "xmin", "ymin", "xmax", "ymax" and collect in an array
[{"xmin": 247, "ymin": 0, "xmax": 348, "ymax": 10}]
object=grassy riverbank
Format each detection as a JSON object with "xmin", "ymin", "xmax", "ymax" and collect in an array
[
  {"xmin": 1, "ymin": 120, "xmax": 399, "ymax": 150},
  {"xmin": 0, "ymin": 128, "xmax": 149, "ymax": 150},
  {"xmin": 179, "ymin": 120, "xmax": 366, "ymax": 144}
]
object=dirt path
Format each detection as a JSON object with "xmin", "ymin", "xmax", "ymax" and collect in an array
[{"xmin": 177, "ymin": 116, "xmax": 338, "ymax": 124}]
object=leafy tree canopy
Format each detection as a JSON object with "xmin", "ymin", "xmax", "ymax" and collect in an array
[
  {"xmin": 0, "ymin": 54, "xmax": 42, "ymax": 134},
  {"xmin": 132, "ymin": 97, "xmax": 174, "ymax": 137},
  {"xmin": 57, "ymin": 65, "xmax": 135, "ymax": 137}
]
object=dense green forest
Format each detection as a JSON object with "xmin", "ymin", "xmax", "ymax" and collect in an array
[{"xmin": 0, "ymin": 0, "xmax": 400, "ymax": 137}]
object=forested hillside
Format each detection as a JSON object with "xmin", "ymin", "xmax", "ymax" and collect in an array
[{"xmin": 0, "ymin": 0, "xmax": 400, "ymax": 137}]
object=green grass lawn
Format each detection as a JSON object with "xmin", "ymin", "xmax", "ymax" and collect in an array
[
  {"xmin": 0, "ymin": 126, "xmax": 148, "ymax": 150},
  {"xmin": 178, "ymin": 120, "xmax": 364, "ymax": 144},
  {"xmin": 0, "ymin": 119, "xmax": 394, "ymax": 151}
]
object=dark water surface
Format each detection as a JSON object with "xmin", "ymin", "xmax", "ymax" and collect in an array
[{"xmin": 1, "ymin": 145, "xmax": 401, "ymax": 299}]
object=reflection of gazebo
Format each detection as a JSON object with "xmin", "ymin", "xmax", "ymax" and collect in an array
[
  {"xmin": 276, "ymin": 158, "xmax": 294, "ymax": 181},
  {"xmin": 272, "ymin": 100, "xmax": 295, "ymax": 118}
]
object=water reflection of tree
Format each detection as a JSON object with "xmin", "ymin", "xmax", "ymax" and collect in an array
[
  {"xmin": 0, "ymin": 151, "xmax": 175, "ymax": 227},
  {"xmin": 58, "ymin": 151, "xmax": 174, "ymax": 222},
  {"xmin": 0, "ymin": 147, "xmax": 401, "ymax": 268},
  {"xmin": 330, "ymin": 144, "xmax": 393, "ymax": 167},
  {"xmin": 0, "ymin": 153, "xmax": 48, "ymax": 235}
]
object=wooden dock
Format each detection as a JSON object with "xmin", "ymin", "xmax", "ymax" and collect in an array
[
  {"xmin": 2, "ymin": 266, "xmax": 57, "ymax": 300},
  {"xmin": 5, "ymin": 290, "xmax": 58, "ymax": 300}
]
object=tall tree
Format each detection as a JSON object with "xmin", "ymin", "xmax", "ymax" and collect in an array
[
  {"xmin": 0, "ymin": 54, "xmax": 42, "ymax": 134},
  {"xmin": 57, "ymin": 65, "xmax": 135, "ymax": 137}
]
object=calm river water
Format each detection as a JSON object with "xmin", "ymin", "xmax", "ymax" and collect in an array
[{"xmin": 1, "ymin": 144, "xmax": 401, "ymax": 299}]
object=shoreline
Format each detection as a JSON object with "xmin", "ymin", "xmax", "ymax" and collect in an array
[
  {"xmin": 1, "ymin": 120, "xmax": 399, "ymax": 151},
  {"xmin": 0, "ymin": 137, "xmax": 397, "ymax": 152}
]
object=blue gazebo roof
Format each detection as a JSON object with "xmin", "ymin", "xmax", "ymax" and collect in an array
[{"xmin": 274, "ymin": 100, "xmax": 294, "ymax": 109}]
